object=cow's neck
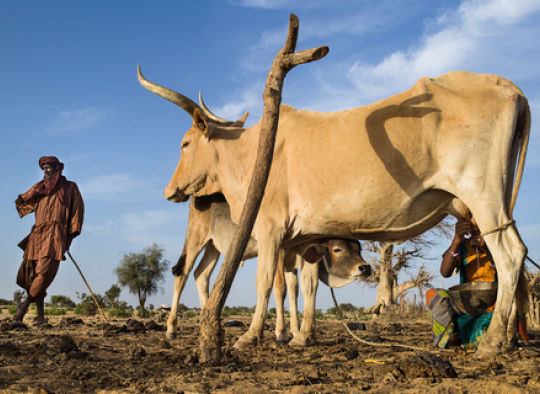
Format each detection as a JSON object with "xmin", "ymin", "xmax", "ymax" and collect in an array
[{"xmin": 213, "ymin": 124, "xmax": 260, "ymax": 222}]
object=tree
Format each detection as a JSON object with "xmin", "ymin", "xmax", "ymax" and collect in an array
[
  {"xmin": 13, "ymin": 289, "xmax": 25, "ymax": 305},
  {"xmin": 114, "ymin": 244, "xmax": 169, "ymax": 318},
  {"xmin": 104, "ymin": 284, "xmax": 122, "ymax": 309},
  {"xmin": 361, "ymin": 218, "xmax": 452, "ymax": 316},
  {"xmin": 50, "ymin": 295, "xmax": 76, "ymax": 308}
]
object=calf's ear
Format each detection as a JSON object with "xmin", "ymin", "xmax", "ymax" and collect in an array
[{"xmin": 301, "ymin": 244, "xmax": 326, "ymax": 264}]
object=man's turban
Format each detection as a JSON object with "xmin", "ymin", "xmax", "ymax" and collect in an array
[{"xmin": 39, "ymin": 156, "xmax": 65, "ymax": 172}]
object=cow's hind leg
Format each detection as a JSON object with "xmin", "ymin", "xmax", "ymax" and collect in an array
[
  {"xmin": 194, "ymin": 243, "xmax": 221, "ymax": 309},
  {"xmin": 475, "ymin": 223, "xmax": 526, "ymax": 358},
  {"xmin": 274, "ymin": 249, "xmax": 289, "ymax": 344},
  {"xmin": 286, "ymin": 267, "xmax": 300, "ymax": 337}
]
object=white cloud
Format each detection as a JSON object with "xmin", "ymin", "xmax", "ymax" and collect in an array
[
  {"xmin": 346, "ymin": 0, "xmax": 540, "ymax": 103},
  {"xmin": 49, "ymin": 106, "xmax": 107, "ymax": 133},
  {"xmin": 84, "ymin": 209, "xmax": 188, "ymax": 250},
  {"xmin": 78, "ymin": 174, "xmax": 159, "ymax": 201}
]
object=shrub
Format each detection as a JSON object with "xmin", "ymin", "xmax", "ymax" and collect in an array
[
  {"xmin": 184, "ymin": 311, "xmax": 196, "ymax": 319},
  {"xmin": 44, "ymin": 308, "xmax": 66, "ymax": 316},
  {"xmin": 75, "ymin": 292, "xmax": 105, "ymax": 316},
  {"xmin": 315, "ymin": 310, "xmax": 324, "ymax": 320},
  {"xmin": 136, "ymin": 309, "xmax": 155, "ymax": 318},
  {"xmin": 108, "ymin": 308, "xmax": 133, "ymax": 318},
  {"xmin": 266, "ymin": 313, "xmax": 274, "ymax": 320},
  {"xmin": 8, "ymin": 306, "xmax": 17, "ymax": 315}
]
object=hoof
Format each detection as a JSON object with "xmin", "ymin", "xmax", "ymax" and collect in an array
[
  {"xmin": 233, "ymin": 334, "xmax": 257, "ymax": 350},
  {"xmin": 275, "ymin": 340, "xmax": 289, "ymax": 346},
  {"xmin": 166, "ymin": 332, "xmax": 176, "ymax": 339},
  {"xmin": 475, "ymin": 344, "xmax": 501, "ymax": 359},
  {"xmin": 288, "ymin": 337, "xmax": 312, "ymax": 347}
]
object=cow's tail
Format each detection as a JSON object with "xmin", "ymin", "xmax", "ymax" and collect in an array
[{"xmin": 509, "ymin": 96, "xmax": 531, "ymax": 216}]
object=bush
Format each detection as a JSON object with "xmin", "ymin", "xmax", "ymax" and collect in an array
[
  {"xmin": 108, "ymin": 308, "xmax": 133, "ymax": 318},
  {"xmin": 184, "ymin": 311, "xmax": 196, "ymax": 319},
  {"xmin": 44, "ymin": 308, "xmax": 66, "ymax": 316},
  {"xmin": 8, "ymin": 306, "xmax": 17, "ymax": 315},
  {"xmin": 266, "ymin": 313, "xmax": 274, "ymax": 320},
  {"xmin": 136, "ymin": 309, "xmax": 155, "ymax": 318},
  {"xmin": 75, "ymin": 292, "xmax": 105, "ymax": 316},
  {"xmin": 315, "ymin": 310, "xmax": 324, "ymax": 320}
]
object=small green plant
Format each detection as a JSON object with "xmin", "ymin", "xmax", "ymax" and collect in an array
[
  {"xmin": 109, "ymin": 308, "xmax": 133, "ymax": 318},
  {"xmin": 136, "ymin": 309, "xmax": 156, "ymax": 318},
  {"xmin": 266, "ymin": 313, "xmax": 274, "ymax": 320},
  {"xmin": 184, "ymin": 311, "xmax": 196, "ymax": 319},
  {"xmin": 8, "ymin": 306, "xmax": 17, "ymax": 315},
  {"xmin": 44, "ymin": 308, "xmax": 66, "ymax": 316},
  {"xmin": 75, "ymin": 292, "xmax": 105, "ymax": 316}
]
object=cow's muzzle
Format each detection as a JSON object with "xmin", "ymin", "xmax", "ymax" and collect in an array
[{"xmin": 164, "ymin": 185, "xmax": 189, "ymax": 203}]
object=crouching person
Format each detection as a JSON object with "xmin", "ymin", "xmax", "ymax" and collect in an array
[{"xmin": 426, "ymin": 218, "xmax": 528, "ymax": 349}]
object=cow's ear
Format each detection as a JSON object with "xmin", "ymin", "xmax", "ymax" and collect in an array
[
  {"xmin": 301, "ymin": 243, "xmax": 326, "ymax": 264},
  {"xmin": 193, "ymin": 108, "xmax": 209, "ymax": 134}
]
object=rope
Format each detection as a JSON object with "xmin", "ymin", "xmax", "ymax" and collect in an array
[
  {"xmin": 480, "ymin": 219, "xmax": 515, "ymax": 237},
  {"xmin": 330, "ymin": 288, "xmax": 451, "ymax": 352}
]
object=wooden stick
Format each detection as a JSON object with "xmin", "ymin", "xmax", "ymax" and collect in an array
[
  {"xmin": 198, "ymin": 14, "xmax": 328, "ymax": 365},
  {"xmin": 67, "ymin": 251, "xmax": 109, "ymax": 323}
]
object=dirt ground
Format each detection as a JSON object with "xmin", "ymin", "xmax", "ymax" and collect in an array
[{"xmin": 1, "ymin": 309, "xmax": 540, "ymax": 394}]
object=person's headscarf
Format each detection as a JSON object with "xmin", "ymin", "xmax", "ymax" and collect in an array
[{"xmin": 27, "ymin": 156, "xmax": 67, "ymax": 204}]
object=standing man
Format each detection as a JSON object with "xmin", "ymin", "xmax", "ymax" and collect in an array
[{"xmin": 13, "ymin": 156, "xmax": 84, "ymax": 326}]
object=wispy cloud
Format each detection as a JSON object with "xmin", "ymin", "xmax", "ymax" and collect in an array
[
  {"xmin": 85, "ymin": 209, "xmax": 188, "ymax": 251},
  {"xmin": 78, "ymin": 174, "xmax": 160, "ymax": 201},
  {"xmin": 346, "ymin": 0, "xmax": 540, "ymax": 103},
  {"xmin": 49, "ymin": 106, "xmax": 108, "ymax": 134}
]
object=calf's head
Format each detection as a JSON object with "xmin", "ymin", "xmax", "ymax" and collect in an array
[{"xmin": 301, "ymin": 239, "xmax": 371, "ymax": 288}]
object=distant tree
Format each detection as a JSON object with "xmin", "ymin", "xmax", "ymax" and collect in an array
[
  {"xmin": 50, "ymin": 295, "xmax": 76, "ymax": 308},
  {"xmin": 13, "ymin": 290, "xmax": 25, "ymax": 305},
  {"xmin": 104, "ymin": 284, "xmax": 122, "ymax": 309},
  {"xmin": 361, "ymin": 218, "xmax": 452, "ymax": 316},
  {"xmin": 148, "ymin": 304, "xmax": 154, "ymax": 311},
  {"xmin": 114, "ymin": 244, "xmax": 169, "ymax": 318},
  {"xmin": 177, "ymin": 303, "xmax": 189, "ymax": 313},
  {"xmin": 268, "ymin": 307, "xmax": 277, "ymax": 314}
]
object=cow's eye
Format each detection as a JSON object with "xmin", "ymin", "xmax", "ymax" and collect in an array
[
  {"xmin": 332, "ymin": 248, "xmax": 342, "ymax": 253},
  {"xmin": 181, "ymin": 141, "xmax": 190, "ymax": 150}
]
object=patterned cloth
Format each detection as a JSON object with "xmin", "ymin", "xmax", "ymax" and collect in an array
[{"xmin": 16, "ymin": 180, "xmax": 84, "ymax": 261}]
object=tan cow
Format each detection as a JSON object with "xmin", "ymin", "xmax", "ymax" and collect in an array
[
  {"xmin": 167, "ymin": 192, "xmax": 371, "ymax": 346},
  {"xmin": 139, "ymin": 69, "xmax": 530, "ymax": 357}
]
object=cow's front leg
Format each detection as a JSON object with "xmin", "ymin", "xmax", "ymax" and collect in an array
[
  {"xmin": 289, "ymin": 259, "xmax": 319, "ymax": 347},
  {"xmin": 234, "ymin": 241, "xmax": 280, "ymax": 349}
]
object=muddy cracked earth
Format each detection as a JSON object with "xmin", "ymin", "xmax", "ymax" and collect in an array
[{"xmin": 1, "ymin": 311, "xmax": 540, "ymax": 393}]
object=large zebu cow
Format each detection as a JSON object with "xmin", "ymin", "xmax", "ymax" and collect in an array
[
  {"xmin": 139, "ymin": 69, "xmax": 530, "ymax": 357},
  {"xmin": 168, "ymin": 192, "xmax": 370, "ymax": 345}
]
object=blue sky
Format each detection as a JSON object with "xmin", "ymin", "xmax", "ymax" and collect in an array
[{"xmin": 1, "ymin": 0, "xmax": 540, "ymax": 313}]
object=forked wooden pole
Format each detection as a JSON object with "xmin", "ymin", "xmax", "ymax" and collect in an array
[{"xmin": 198, "ymin": 14, "xmax": 328, "ymax": 365}]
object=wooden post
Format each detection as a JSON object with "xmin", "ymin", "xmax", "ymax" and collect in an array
[{"xmin": 198, "ymin": 14, "xmax": 328, "ymax": 365}]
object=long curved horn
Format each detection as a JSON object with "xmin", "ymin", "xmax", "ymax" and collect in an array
[
  {"xmin": 137, "ymin": 65, "xmax": 200, "ymax": 118},
  {"xmin": 198, "ymin": 92, "xmax": 234, "ymax": 126}
]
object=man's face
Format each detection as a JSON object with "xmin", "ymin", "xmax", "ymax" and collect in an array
[{"xmin": 42, "ymin": 164, "xmax": 56, "ymax": 179}]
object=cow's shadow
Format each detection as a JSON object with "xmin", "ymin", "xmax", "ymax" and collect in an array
[{"xmin": 365, "ymin": 93, "xmax": 441, "ymax": 197}]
